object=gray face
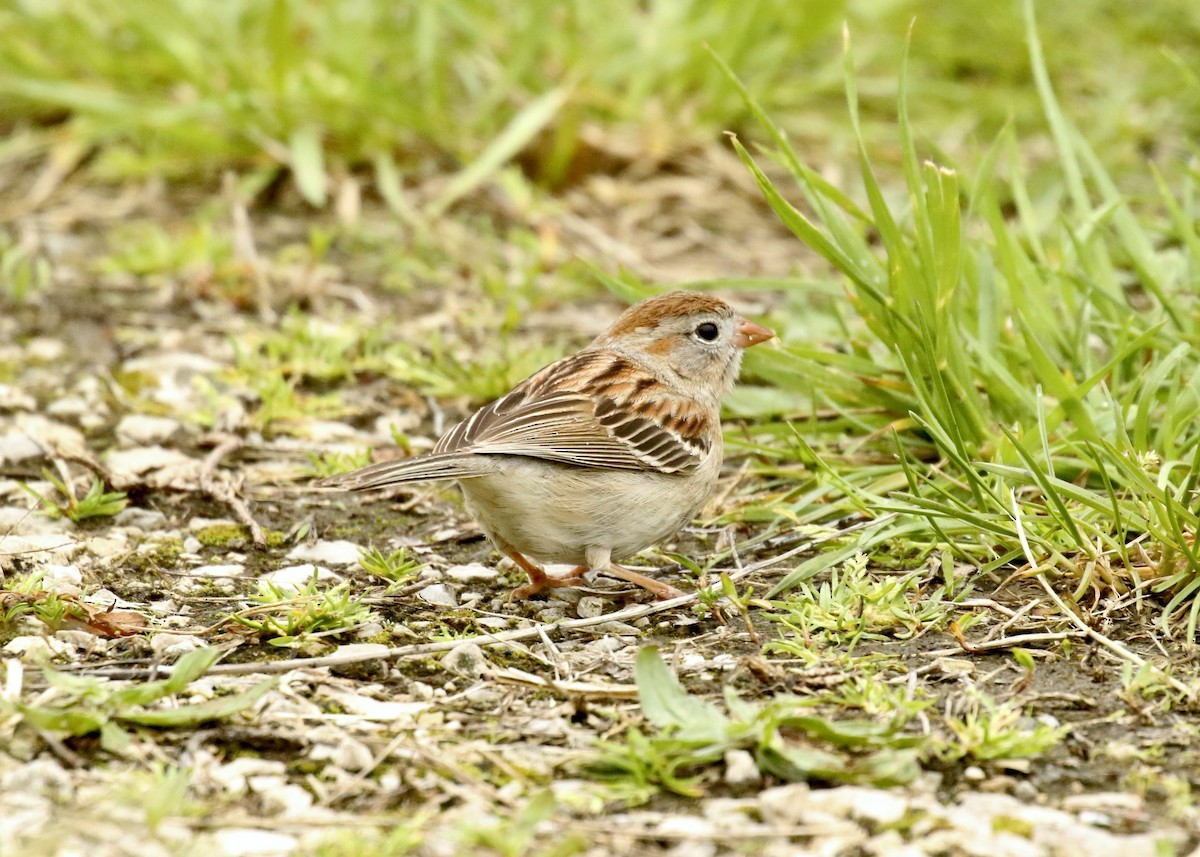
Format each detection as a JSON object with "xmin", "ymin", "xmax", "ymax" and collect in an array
[{"xmin": 612, "ymin": 309, "xmax": 744, "ymax": 401}]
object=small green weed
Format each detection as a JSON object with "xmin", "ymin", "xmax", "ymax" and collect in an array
[
  {"xmin": 3, "ymin": 648, "xmax": 273, "ymax": 755},
  {"xmin": 936, "ymin": 691, "xmax": 1067, "ymax": 764},
  {"xmin": 770, "ymin": 553, "xmax": 964, "ymax": 647},
  {"xmin": 0, "ymin": 229, "xmax": 51, "ymax": 304},
  {"xmin": 117, "ymin": 764, "xmax": 200, "ymax": 832},
  {"xmin": 359, "ymin": 546, "xmax": 425, "ymax": 587},
  {"xmin": 306, "ymin": 449, "xmax": 373, "ymax": 479},
  {"xmin": 585, "ymin": 647, "xmax": 922, "ymax": 801},
  {"xmin": 23, "ymin": 471, "xmax": 128, "ymax": 523},
  {"xmin": 311, "ymin": 818, "xmax": 428, "ymax": 857},
  {"xmin": 453, "ymin": 792, "xmax": 585, "ymax": 857},
  {"xmin": 0, "ymin": 570, "xmax": 83, "ymax": 632},
  {"xmin": 232, "ymin": 572, "xmax": 376, "ymax": 646},
  {"xmin": 96, "ymin": 221, "xmax": 232, "ymax": 278}
]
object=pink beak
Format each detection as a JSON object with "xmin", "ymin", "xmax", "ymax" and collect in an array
[{"xmin": 733, "ymin": 318, "xmax": 775, "ymax": 349}]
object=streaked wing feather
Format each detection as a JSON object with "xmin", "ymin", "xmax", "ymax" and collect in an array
[
  {"xmin": 317, "ymin": 451, "xmax": 493, "ymax": 491},
  {"xmin": 433, "ymin": 351, "xmax": 711, "ymax": 474}
]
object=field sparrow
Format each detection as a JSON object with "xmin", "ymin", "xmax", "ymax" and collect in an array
[{"xmin": 321, "ymin": 291, "xmax": 774, "ymax": 600}]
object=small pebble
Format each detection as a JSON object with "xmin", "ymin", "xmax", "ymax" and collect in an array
[
  {"xmin": 723, "ymin": 749, "xmax": 761, "ymax": 787},
  {"xmin": 442, "ymin": 642, "xmax": 491, "ymax": 678},
  {"xmin": 417, "ymin": 583, "xmax": 457, "ymax": 607},
  {"xmin": 263, "ymin": 565, "xmax": 340, "ymax": 591},
  {"xmin": 445, "ymin": 562, "xmax": 499, "ymax": 583},
  {"xmin": 576, "ymin": 596, "xmax": 606, "ymax": 618},
  {"xmin": 286, "ymin": 540, "xmax": 362, "ymax": 566}
]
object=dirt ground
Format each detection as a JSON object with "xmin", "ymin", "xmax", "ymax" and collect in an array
[{"xmin": 2, "ymin": 152, "xmax": 1199, "ymax": 856}]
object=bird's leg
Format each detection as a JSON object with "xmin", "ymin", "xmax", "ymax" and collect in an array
[
  {"xmin": 506, "ymin": 551, "xmax": 587, "ymax": 601},
  {"xmin": 582, "ymin": 545, "xmax": 684, "ymax": 601},
  {"xmin": 608, "ymin": 563, "xmax": 686, "ymax": 600}
]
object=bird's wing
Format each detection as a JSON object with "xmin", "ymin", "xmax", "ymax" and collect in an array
[{"xmin": 434, "ymin": 350, "xmax": 713, "ymax": 474}]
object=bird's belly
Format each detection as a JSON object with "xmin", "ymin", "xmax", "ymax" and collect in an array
[{"xmin": 459, "ymin": 459, "xmax": 715, "ymax": 566}]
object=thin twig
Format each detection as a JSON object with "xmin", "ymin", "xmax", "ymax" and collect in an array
[{"xmin": 198, "ymin": 433, "xmax": 267, "ymax": 547}]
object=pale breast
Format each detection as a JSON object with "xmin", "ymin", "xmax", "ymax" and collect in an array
[{"xmin": 459, "ymin": 455, "xmax": 720, "ymax": 566}]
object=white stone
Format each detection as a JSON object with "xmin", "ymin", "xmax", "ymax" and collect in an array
[
  {"xmin": 83, "ymin": 588, "xmax": 140, "ymax": 609},
  {"xmin": 445, "ymin": 562, "xmax": 499, "ymax": 583},
  {"xmin": 655, "ymin": 815, "xmax": 716, "ymax": 839},
  {"xmin": 758, "ymin": 783, "xmax": 811, "ymax": 824},
  {"xmin": 805, "ymin": 786, "xmax": 909, "ymax": 827},
  {"xmin": 85, "ymin": 535, "xmax": 127, "ymax": 558},
  {"xmin": 0, "ymin": 534, "xmax": 80, "ymax": 568},
  {"xmin": 576, "ymin": 596, "xmax": 606, "ymax": 618},
  {"xmin": 189, "ymin": 517, "xmax": 239, "ymax": 531},
  {"xmin": 442, "ymin": 642, "xmax": 490, "ymax": 677},
  {"xmin": 318, "ymin": 686, "xmax": 430, "ymax": 722},
  {"xmin": 44, "ymin": 396, "xmax": 89, "ymax": 417},
  {"xmin": 1060, "ymin": 792, "xmax": 1143, "ymax": 813},
  {"xmin": 115, "ymin": 414, "xmax": 182, "ymax": 445},
  {"xmin": 39, "ymin": 564, "xmax": 82, "ymax": 591},
  {"xmin": 150, "ymin": 633, "xmax": 206, "ymax": 658},
  {"xmin": 0, "ymin": 431, "xmax": 42, "ymax": 463},
  {"xmin": 3, "ymin": 635, "xmax": 71, "ymax": 659},
  {"xmin": 0, "ymin": 505, "xmax": 73, "ymax": 535},
  {"xmin": 723, "ymin": 749, "xmax": 761, "ymax": 787},
  {"xmin": 26, "ymin": 337, "xmax": 64, "ymax": 361},
  {"xmin": 585, "ymin": 636, "xmax": 624, "ymax": 654},
  {"xmin": 105, "ymin": 445, "xmax": 193, "ymax": 476},
  {"xmin": 54, "ymin": 630, "xmax": 109, "ymax": 654},
  {"xmin": 286, "ymin": 540, "xmax": 362, "ymax": 566},
  {"xmin": 353, "ymin": 621, "xmax": 385, "ymax": 639},
  {"xmin": 417, "ymin": 583, "xmax": 457, "ymax": 607},
  {"xmin": 865, "ymin": 831, "xmax": 924, "ymax": 857},
  {"xmin": 210, "ymin": 828, "xmax": 298, "ymax": 857},
  {"xmin": 0, "ymin": 385, "xmax": 37, "ymax": 411},
  {"xmin": 310, "ymin": 736, "xmax": 375, "ymax": 773},
  {"xmin": 297, "ymin": 420, "xmax": 361, "ymax": 442},
  {"xmin": 247, "ymin": 776, "xmax": 314, "ymax": 816},
  {"xmin": 208, "ymin": 758, "xmax": 287, "ymax": 794},
  {"xmin": 263, "ymin": 565, "xmax": 340, "ymax": 591},
  {"xmin": 114, "ymin": 507, "xmax": 169, "ymax": 530},
  {"xmin": 13, "ymin": 414, "xmax": 85, "ymax": 456},
  {"xmin": 589, "ymin": 620, "xmax": 640, "ymax": 635},
  {"xmin": 123, "ymin": 351, "xmax": 224, "ymax": 384}
]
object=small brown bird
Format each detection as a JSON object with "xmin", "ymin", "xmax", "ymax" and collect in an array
[{"xmin": 322, "ymin": 291, "xmax": 774, "ymax": 600}]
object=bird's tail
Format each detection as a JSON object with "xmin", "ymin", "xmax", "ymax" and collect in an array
[{"xmin": 316, "ymin": 452, "xmax": 491, "ymax": 492}]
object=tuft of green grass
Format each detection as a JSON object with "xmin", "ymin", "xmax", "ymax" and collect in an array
[
  {"xmin": 937, "ymin": 691, "xmax": 1068, "ymax": 764},
  {"xmin": 768, "ymin": 551, "xmax": 969, "ymax": 647},
  {"xmin": 358, "ymin": 546, "xmax": 425, "ymax": 588},
  {"xmin": 1, "ymin": 570, "xmax": 85, "ymax": 633},
  {"xmin": 585, "ymin": 647, "xmax": 922, "ymax": 801},
  {"xmin": 2, "ymin": 1, "xmax": 1195, "ymax": 208},
  {"xmin": 311, "ymin": 819, "xmax": 428, "ymax": 857},
  {"xmin": 0, "ymin": 228, "xmax": 51, "ymax": 304},
  {"xmin": 452, "ymin": 792, "xmax": 585, "ymax": 857},
  {"xmin": 0, "ymin": 0, "xmax": 845, "ymax": 202},
  {"xmin": 23, "ymin": 471, "xmax": 129, "ymax": 523},
  {"xmin": 306, "ymin": 449, "xmax": 373, "ymax": 479},
  {"xmin": 232, "ymin": 572, "xmax": 376, "ymax": 647},
  {"xmin": 714, "ymin": 3, "xmax": 1200, "ymax": 636},
  {"xmin": 3, "ymin": 648, "xmax": 273, "ymax": 756}
]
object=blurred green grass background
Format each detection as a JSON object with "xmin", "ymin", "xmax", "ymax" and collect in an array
[{"xmin": 1, "ymin": 0, "xmax": 1197, "ymax": 200}]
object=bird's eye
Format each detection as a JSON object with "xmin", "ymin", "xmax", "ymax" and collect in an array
[{"xmin": 694, "ymin": 322, "xmax": 719, "ymax": 342}]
